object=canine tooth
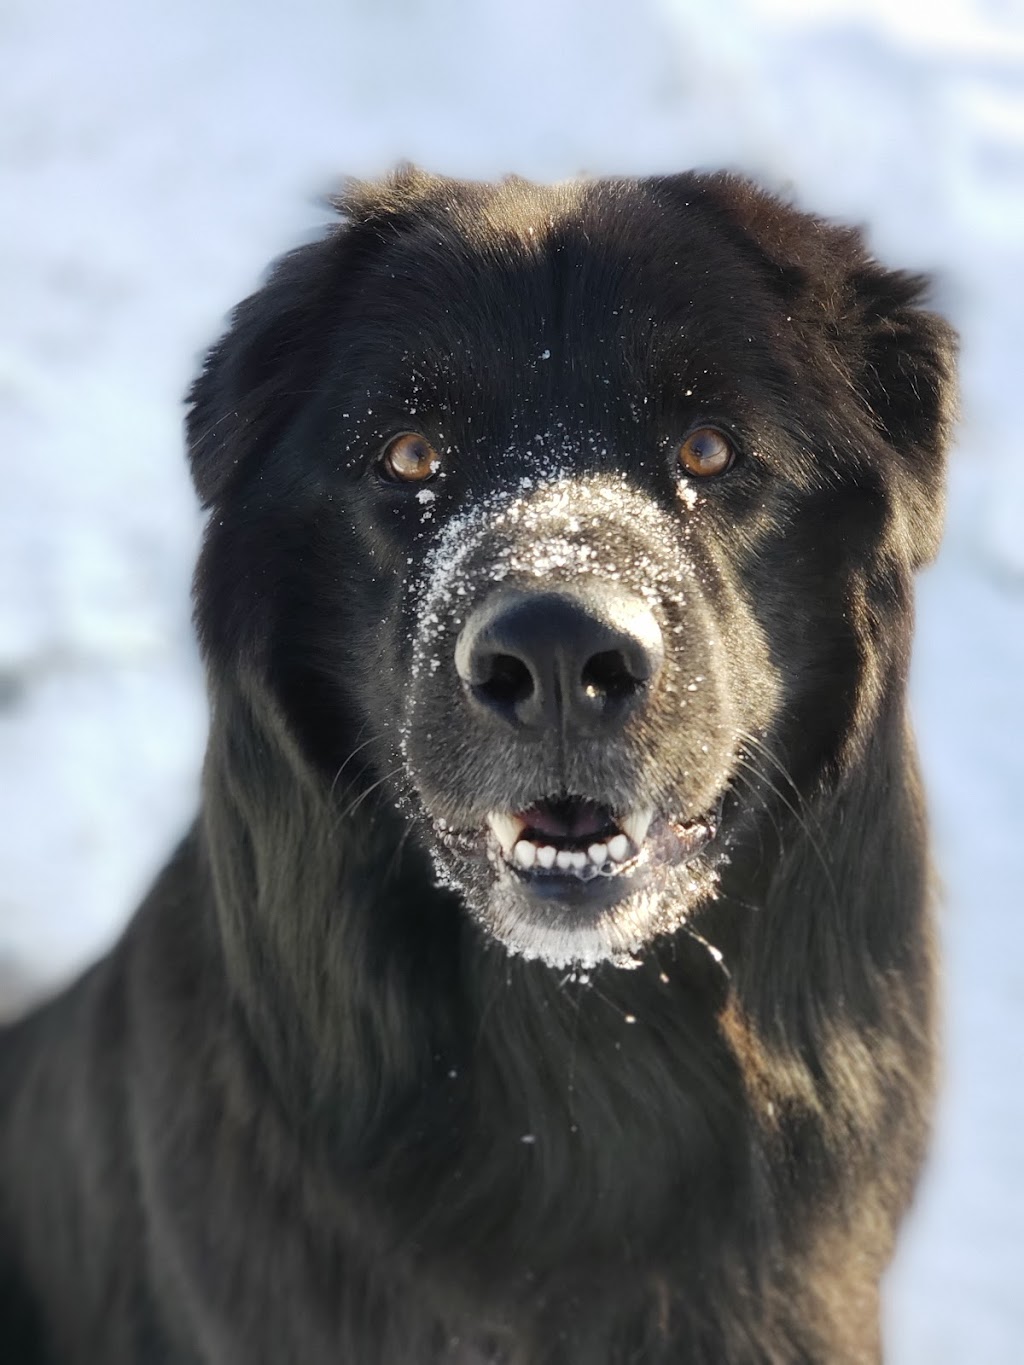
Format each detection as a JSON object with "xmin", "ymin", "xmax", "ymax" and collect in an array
[
  {"xmin": 607, "ymin": 834, "xmax": 630, "ymax": 863},
  {"xmin": 570, "ymin": 851, "xmax": 588, "ymax": 871},
  {"xmin": 621, "ymin": 809, "xmax": 654, "ymax": 848},
  {"xmin": 536, "ymin": 845, "xmax": 557, "ymax": 869},
  {"xmin": 487, "ymin": 812, "xmax": 525, "ymax": 855},
  {"xmin": 556, "ymin": 850, "xmax": 574, "ymax": 870},
  {"xmin": 588, "ymin": 843, "xmax": 608, "ymax": 866},
  {"xmin": 513, "ymin": 840, "xmax": 536, "ymax": 869}
]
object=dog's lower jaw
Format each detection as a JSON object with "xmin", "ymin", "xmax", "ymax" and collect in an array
[{"xmin": 432, "ymin": 845, "xmax": 722, "ymax": 969}]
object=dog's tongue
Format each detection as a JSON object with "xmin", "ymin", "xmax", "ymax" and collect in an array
[{"xmin": 519, "ymin": 799, "xmax": 611, "ymax": 840}]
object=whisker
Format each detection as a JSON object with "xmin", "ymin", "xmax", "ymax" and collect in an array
[
  {"xmin": 733, "ymin": 730, "xmax": 841, "ymax": 914},
  {"xmin": 328, "ymin": 727, "xmax": 385, "ymax": 803},
  {"xmin": 331, "ymin": 764, "xmax": 407, "ymax": 831}
]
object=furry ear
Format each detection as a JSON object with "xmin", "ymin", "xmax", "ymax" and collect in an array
[
  {"xmin": 846, "ymin": 262, "xmax": 957, "ymax": 562},
  {"xmin": 656, "ymin": 173, "xmax": 958, "ymax": 565},
  {"xmin": 186, "ymin": 234, "xmax": 358, "ymax": 508},
  {"xmin": 186, "ymin": 167, "xmax": 446, "ymax": 509}
]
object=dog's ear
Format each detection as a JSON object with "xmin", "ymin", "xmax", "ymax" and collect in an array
[
  {"xmin": 187, "ymin": 166, "xmax": 446, "ymax": 509},
  {"xmin": 657, "ymin": 173, "xmax": 958, "ymax": 565},
  {"xmin": 842, "ymin": 259, "xmax": 957, "ymax": 562},
  {"xmin": 186, "ymin": 234, "xmax": 349, "ymax": 508}
]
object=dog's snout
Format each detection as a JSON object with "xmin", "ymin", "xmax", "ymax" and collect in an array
[{"xmin": 454, "ymin": 586, "xmax": 663, "ymax": 735}]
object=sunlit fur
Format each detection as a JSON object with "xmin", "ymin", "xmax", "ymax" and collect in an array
[{"xmin": 0, "ymin": 169, "xmax": 956, "ymax": 1364}]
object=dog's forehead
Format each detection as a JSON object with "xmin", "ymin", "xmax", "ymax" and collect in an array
[{"xmin": 344, "ymin": 183, "xmax": 785, "ymax": 406}]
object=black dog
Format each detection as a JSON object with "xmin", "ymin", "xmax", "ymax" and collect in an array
[{"xmin": 0, "ymin": 169, "xmax": 955, "ymax": 1363}]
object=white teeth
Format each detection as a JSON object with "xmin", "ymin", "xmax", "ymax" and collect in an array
[
  {"xmin": 620, "ymin": 809, "xmax": 654, "ymax": 849},
  {"xmin": 513, "ymin": 840, "xmax": 536, "ymax": 869},
  {"xmin": 487, "ymin": 812, "xmax": 525, "ymax": 855},
  {"xmin": 607, "ymin": 834, "xmax": 631, "ymax": 863},
  {"xmin": 493, "ymin": 813, "xmax": 651, "ymax": 875}
]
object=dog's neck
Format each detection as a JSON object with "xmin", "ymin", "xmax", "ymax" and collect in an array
[{"xmin": 197, "ymin": 667, "xmax": 933, "ymax": 1198}]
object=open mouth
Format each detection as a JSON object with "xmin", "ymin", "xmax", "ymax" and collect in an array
[
  {"xmin": 483, "ymin": 796, "xmax": 716, "ymax": 883},
  {"xmin": 430, "ymin": 794, "xmax": 724, "ymax": 966}
]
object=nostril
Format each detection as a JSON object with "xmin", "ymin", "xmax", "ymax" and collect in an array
[
  {"xmin": 581, "ymin": 649, "xmax": 644, "ymax": 702},
  {"xmin": 473, "ymin": 652, "xmax": 534, "ymax": 708},
  {"xmin": 455, "ymin": 586, "xmax": 662, "ymax": 734}
]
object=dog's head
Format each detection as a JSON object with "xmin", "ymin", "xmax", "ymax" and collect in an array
[{"xmin": 187, "ymin": 169, "xmax": 955, "ymax": 970}]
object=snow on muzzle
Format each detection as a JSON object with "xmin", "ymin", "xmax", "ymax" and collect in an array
[{"xmin": 401, "ymin": 473, "xmax": 733, "ymax": 827}]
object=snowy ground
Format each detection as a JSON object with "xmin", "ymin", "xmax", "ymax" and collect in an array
[{"xmin": 1, "ymin": 0, "xmax": 1022, "ymax": 1357}]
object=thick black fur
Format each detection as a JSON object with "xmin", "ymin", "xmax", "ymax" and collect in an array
[{"xmin": 0, "ymin": 169, "xmax": 956, "ymax": 1363}]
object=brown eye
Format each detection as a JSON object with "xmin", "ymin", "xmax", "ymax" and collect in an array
[
  {"xmin": 677, "ymin": 428, "xmax": 735, "ymax": 478},
  {"xmin": 380, "ymin": 433, "xmax": 441, "ymax": 483}
]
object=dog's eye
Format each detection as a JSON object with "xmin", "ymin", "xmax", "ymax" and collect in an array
[
  {"xmin": 677, "ymin": 428, "xmax": 735, "ymax": 478},
  {"xmin": 379, "ymin": 433, "xmax": 441, "ymax": 483}
]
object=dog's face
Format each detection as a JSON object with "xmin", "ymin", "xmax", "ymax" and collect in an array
[{"xmin": 188, "ymin": 171, "xmax": 954, "ymax": 969}]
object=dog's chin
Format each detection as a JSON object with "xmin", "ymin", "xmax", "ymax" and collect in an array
[
  {"xmin": 480, "ymin": 859, "xmax": 721, "ymax": 970},
  {"xmin": 427, "ymin": 806, "xmax": 722, "ymax": 969}
]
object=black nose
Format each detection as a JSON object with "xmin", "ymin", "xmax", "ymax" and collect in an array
[{"xmin": 454, "ymin": 585, "xmax": 664, "ymax": 736}]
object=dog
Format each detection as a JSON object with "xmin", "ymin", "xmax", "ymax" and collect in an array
[{"xmin": 0, "ymin": 168, "xmax": 956, "ymax": 1363}]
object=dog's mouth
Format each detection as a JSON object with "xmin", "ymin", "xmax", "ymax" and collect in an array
[
  {"xmin": 429, "ymin": 792, "xmax": 725, "ymax": 965},
  {"xmin": 438, "ymin": 795, "xmax": 717, "ymax": 888},
  {"xmin": 489, "ymin": 798, "xmax": 646, "ymax": 877}
]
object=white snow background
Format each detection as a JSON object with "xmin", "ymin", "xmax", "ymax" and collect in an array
[{"xmin": 1, "ymin": 0, "xmax": 1022, "ymax": 1357}]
